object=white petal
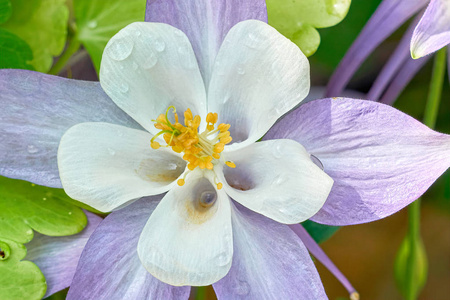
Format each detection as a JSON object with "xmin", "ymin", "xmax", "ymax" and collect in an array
[
  {"xmin": 100, "ymin": 22, "xmax": 207, "ymax": 134},
  {"xmin": 208, "ymin": 20, "xmax": 310, "ymax": 150},
  {"xmin": 221, "ymin": 139, "xmax": 333, "ymax": 224},
  {"xmin": 137, "ymin": 170, "xmax": 233, "ymax": 286},
  {"xmin": 58, "ymin": 122, "xmax": 185, "ymax": 212}
]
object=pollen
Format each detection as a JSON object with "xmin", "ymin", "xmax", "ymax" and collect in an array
[{"xmin": 151, "ymin": 106, "xmax": 235, "ymax": 188}]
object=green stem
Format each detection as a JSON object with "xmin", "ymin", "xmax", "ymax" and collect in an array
[
  {"xmin": 423, "ymin": 48, "xmax": 447, "ymax": 128},
  {"xmin": 405, "ymin": 47, "xmax": 446, "ymax": 300},
  {"xmin": 48, "ymin": 37, "xmax": 81, "ymax": 75},
  {"xmin": 195, "ymin": 286, "xmax": 206, "ymax": 300}
]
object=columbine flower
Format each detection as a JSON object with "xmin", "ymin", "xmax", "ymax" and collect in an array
[
  {"xmin": 411, "ymin": 0, "xmax": 450, "ymax": 58},
  {"xmin": 58, "ymin": 19, "xmax": 333, "ymax": 288},
  {"xmin": 1, "ymin": 0, "xmax": 450, "ymax": 299},
  {"xmin": 325, "ymin": 0, "xmax": 449, "ymax": 103}
]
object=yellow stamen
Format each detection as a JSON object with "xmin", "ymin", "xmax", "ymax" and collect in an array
[
  {"xmin": 225, "ymin": 161, "xmax": 236, "ymax": 168},
  {"xmin": 151, "ymin": 107, "xmax": 237, "ymax": 187}
]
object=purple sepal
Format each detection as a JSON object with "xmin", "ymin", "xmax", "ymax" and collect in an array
[
  {"xmin": 265, "ymin": 98, "xmax": 450, "ymax": 225},
  {"xmin": 67, "ymin": 196, "xmax": 190, "ymax": 300},
  {"xmin": 213, "ymin": 203, "xmax": 327, "ymax": 300},
  {"xmin": 26, "ymin": 212, "xmax": 102, "ymax": 298},
  {"xmin": 0, "ymin": 69, "xmax": 140, "ymax": 188},
  {"xmin": 145, "ymin": 0, "xmax": 267, "ymax": 85}
]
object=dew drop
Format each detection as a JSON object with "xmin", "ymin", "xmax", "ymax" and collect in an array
[
  {"xmin": 87, "ymin": 20, "xmax": 98, "ymax": 29},
  {"xmin": 273, "ymin": 174, "xmax": 284, "ymax": 185},
  {"xmin": 167, "ymin": 163, "xmax": 178, "ymax": 171},
  {"xmin": 244, "ymin": 31, "xmax": 265, "ymax": 49},
  {"xmin": 215, "ymin": 252, "xmax": 230, "ymax": 267},
  {"xmin": 107, "ymin": 148, "xmax": 116, "ymax": 155},
  {"xmin": 119, "ymin": 83, "xmax": 129, "ymax": 93},
  {"xmin": 105, "ymin": 36, "xmax": 134, "ymax": 61},
  {"xmin": 233, "ymin": 280, "xmax": 250, "ymax": 296},
  {"xmin": 27, "ymin": 145, "xmax": 39, "ymax": 154},
  {"xmin": 132, "ymin": 62, "xmax": 138, "ymax": 70},
  {"xmin": 133, "ymin": 29, "xmax": 141, "ymax": 37},
  {"xmin": 26, "ymin": 229, "xmax": 32, "ymax": 235},
  {"xmin": 199, "ymin": 191, "xmax": 217, "ymax": 208},
  {"xmin": 237, "ymin": 66, "xmax": 245, "ymax": 75},
  {"xmin": 42, "ymin": 197, "xmax": 47, "ymax": 201},
  {"xmin": 273, "ymin": 144, "xmax": 283, "ymax": 158},
  {"xmin": 154, "ymin": 37, "xmax": 166, "ymax": 52},
  {"xmin": 68, "ymin": 211, "xmax": 73, "ymax": 215},
  {"xmin": 310, "ymin": 154, "xmax": 324, "ymax": 170},
  {"xmin": 173, "ymin": 28, "xmax": 184, "ymax": 37},
  {"xmin": 143, "ymin": 52, "xmax": 158, "ymax": 69},
  {"xmin": 178, "ymin": 46, "xmax": 196, "ymax": 69}
]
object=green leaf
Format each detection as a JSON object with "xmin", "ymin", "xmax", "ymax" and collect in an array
[
  {"xmin": 0, "ymin": 0, "xmax": 12, "ymax": 24},
  {"xmin": 0, "ymin": 176, "xmax": 87, "ymax": 244},
  {"xmin": 0, "ymin": 28, "xmax": 34, "ymax": 69},
  {"xmin": 394, "ymin": 235, "xmax": 428, "ymax": 300},
  {"xmin": 74, "ymin": 0, "xmax": 146, "ymax": 72},
  {"xmin": 267, "ymin": 0, "xmax": 351, "ymax": 56},
  {"xmin": 302, "ymin": 220, "xmax": 339, "ymax": 243},
  {"xmin": 0, "ymin": 0, "xmax": 69, "ymax": 72},
  {"xmin": 0, "ymin": 238, "xmax": 46, "ymax": 300}
]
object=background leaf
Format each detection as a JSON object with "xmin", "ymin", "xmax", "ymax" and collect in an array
[
  {"xmin": 0, "ymin": 176, "xmax": 87, "ymax": 244},
  {"xmin": 0, "ymin": 0, "xmax": 69, "ymax": 72},
  {"xmin": 0, "ymin": 0, "xmax": 12, "ymax": 24},
  {"xmin": 0, "ymin": 28, "xmax": 34, "ymax": 70},
  {"xmin": 302, "ymin": 220, "xmax": 340, "ymax": 243},
  {"xmin": 267, "ymin": 0, "xmax": 351, "ymax": 56},
  {"xmin": 74, "ymin": 0, "xmax": 146, "ymax": 72},
  {"xmin": 0, "ymin": 238, "xmax": 46, "ymax": 300}
]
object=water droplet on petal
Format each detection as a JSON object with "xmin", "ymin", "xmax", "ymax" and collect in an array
[
  {"xmin": 107, "ymin": 148, "xmax": 116, "ymax": 155},
  {"xmin": 273, "ymin": 144, "xmax": 283, "ymax": 158},
  {"xmin": 27, "ymin": 145, "xmax": 39, "ymax": 154},
  {"xmin": 237, "ymin": 66, "xmax": 245, "ymax": 75},
  {"xmin": 173, "ymin": 28, "xmax": 184, "ymax": 37},
  {"xmin": 215, "ymin": 252, "xmax": 231, "ymax": 267},
  {"xmin": 134, "ymin": 29, "xmax": 141, "ymax": 37},
  {"xmin": 132, "ymin": 62, "xmax": 138, "ymax": 70},
  {"xmin": 310, "ymin": 154, "xmax": 324, "ymax": 170},
  {"xmin": 154, "ymin": 37, "xmax": 166, "ymax": 52},
  {"xmin": 143, "ymin": 52, "xmax": 158, "ymax": 69},
  {"xmin": 106, "ymin": 36, "xmax": 134, "ymax": 61},
  {"xmin": 119, "ymin": 83, "xmax": 129, "ymax": 93},
  {"xmin": 87, "ymin": 20, "xmax": 98, "ymax": 29},
  {"xmin": 233, "ymin": 280, "xmax": 250, "ymax": 296},
  {"xmin": 178, "ymin": 46, "xmax": 196, "ymax": 69}
]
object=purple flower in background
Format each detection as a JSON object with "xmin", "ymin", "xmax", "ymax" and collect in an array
[
  {"xmin": 411, "ymin": 0, "xmax": 450, "ymax": 58},
  {"xmin": 1, "ymin": 0, "xmax": 450, "ymax": 299},
  {"xmin": 326, "ymin": 0, "xmax": 450, "ymax": 104}
]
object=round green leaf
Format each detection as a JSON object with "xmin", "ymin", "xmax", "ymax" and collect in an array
[
  {"xmin": 267, "ymin": 0, "xmax": 351, "ymax": 56},
  {"xmin": 0, "ymin": 0, "xmax": 69, "ymax": 72},
  {"xmin": 0, "ymin": 238, "xmax": 46, "ymax": 300},
  {"xmin": 0, "ymin": 0, "xmax": 12, "ymax": 24},
  {"xmin": 0, "ymin": 28, "xmax": 34, "ymax": 70},
  {"xmin": 0, "ymin": 176, "xmax": 87, "ymax": 244},
  {"xmin": 74, "ymin": 0, "xmax": 146, "ymax": 72}
]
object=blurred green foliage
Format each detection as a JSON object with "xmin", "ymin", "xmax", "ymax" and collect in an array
[
  {"xmin": 267, "ymin": 0, "xmax": 351, "ymax": 56},
  {"xmin": 74, "ymin": 0, "xmax": 146, "ymax": 72},
  {"xmin": 1, "ymin": 0, "xmax": 69, "ymax": 72}
]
